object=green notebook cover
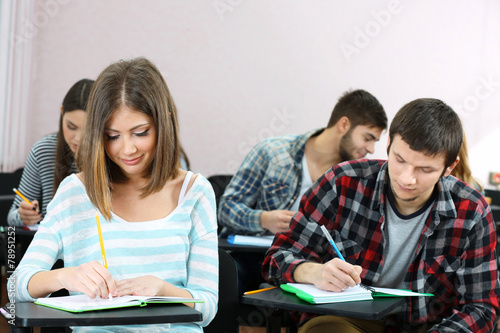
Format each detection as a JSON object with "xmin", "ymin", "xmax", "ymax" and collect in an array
[
  {"xmin": 35, "ymin": 294, "xmax": 203, "ymax": 313},
  {"xmin": 281, "ymin": 283, "xmax": 432, "ymax": 304}
]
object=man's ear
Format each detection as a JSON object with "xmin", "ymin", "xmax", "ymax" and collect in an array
[
  {"xmin": 386, "ymin": 134, "xmax": 392, "ymax": 156},
  {"xmin": 443, "ymin": 156, "xmax": 460, "ymax": 177},
  {"xmin": 337, "ymin": 116, "xmax": 351, "ymax": 135}
]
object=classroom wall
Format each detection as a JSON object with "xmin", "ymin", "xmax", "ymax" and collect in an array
[{"xmin": 21, "ymin": 0, "xmax": 500, "ymax": 188}]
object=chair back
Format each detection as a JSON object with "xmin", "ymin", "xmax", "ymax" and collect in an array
[
  {"xmin": 485, "ymin": 189, "xmax": 500, "ymax": 223},
  {"xmin": 207, "ymin": 175, "xmax": 233, "ymax": 234},
  {"xmin": 205, "ymin": 248, "xmax": 239, "ymax": 333},
  {"xmin": 207, "ymin": 174, "xmax": 233, "ymax": 209},
  {"xmin": 0, "ymin": 168, "xmax": 24, "ymax": 226}
]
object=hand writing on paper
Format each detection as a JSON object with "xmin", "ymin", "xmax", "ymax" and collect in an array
[
  {"xmin": 18, "ymin": 199, "xmax": 42, "ymax": 225},
  {"xmin": 59, "ymin": 261, "xmax": 117, "ymax": 299},
  {"xmin": 315, "ymin": 258, "xmax": 362, "ymax": 292},
  {"xmin": 260, "ymin": 210, "xmax": 296, "ymax": 234}
]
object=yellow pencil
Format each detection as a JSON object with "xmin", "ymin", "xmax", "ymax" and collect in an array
[
  {"xmin": 13, "ymin": 188, "xmax": 32, "ymax": 205},
  {"xmin": 243, "ymin": 286, "xmax": 277, "ymax": 295},
  {"xmin": 95, "ymin": 214, "xmax": 108, "ymax": 269},
  {"xmin": 96, "ymin": 214, "xmax": 112, "ymax": 300}
]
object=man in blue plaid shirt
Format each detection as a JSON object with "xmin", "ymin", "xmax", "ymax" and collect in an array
[
  {"xmin": 219, "ymin": 89, "xmax": 387, "ymax": 294},
  {"xmin": 263, "ymin": 98, "xmax": 499, "ymax": 332}
]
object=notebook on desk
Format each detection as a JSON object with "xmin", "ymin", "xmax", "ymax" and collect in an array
[
  {"xmin": 281, "ymin": 283, "xmax": 432, "ymax": 304},
  {"xmin": 35, "ymin": 294, "xmax": 203, "ymax": 313},
  {"xmin": 227, "ymin": 234, "xmax": 274, "ymax": 247}
]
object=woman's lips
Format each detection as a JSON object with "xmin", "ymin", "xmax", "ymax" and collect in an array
[{"xmin": 122, "ymin": 156, "xmax": 143, "ymax": 166}]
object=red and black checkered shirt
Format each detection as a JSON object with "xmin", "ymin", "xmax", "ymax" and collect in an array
[{"xmin": 263, "ymin": 159, "xmax": 499, "ymax": 332}]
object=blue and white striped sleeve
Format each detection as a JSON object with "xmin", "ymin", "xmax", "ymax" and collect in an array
[{"xmin": 185, "ymin": 177, "xmax": 219, "ymax": 327}]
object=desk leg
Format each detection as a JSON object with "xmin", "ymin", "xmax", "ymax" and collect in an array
[
  {"xmin": 266, "ymin": 308, "xmax": 284, "ymax": 333},
  {"xmin": 9, "ymin": 325, "xmax": 31, "ymax": 333}
]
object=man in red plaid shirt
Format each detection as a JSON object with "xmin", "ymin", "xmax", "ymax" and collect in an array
[{"xmin": 263, "ymin": 98, "xmax": 499, "ymax": 332}]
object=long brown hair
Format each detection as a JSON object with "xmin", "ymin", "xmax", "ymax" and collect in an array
[
  {"xmin": 53, "ymin": 79, "xmax": 94, "ymax": 195},
  {"xmin": 451, "ymin": 134, "xmax": 483, "ymax": 192},
  {"xmin": 76, "ymin": 58, "xmax": 180, "ymax": 220}
]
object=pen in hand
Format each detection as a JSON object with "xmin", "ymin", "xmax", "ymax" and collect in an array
[
  {"xmin": 13, "ymin": 188, "xmax": 32, "ymax": 205},
  {"xmin": 13, "ymin": 188, "xmax": 38, "ymax": 212},
  {"xmin": 320, "ymin": 225, "xmax": 372, "ymax": 292},
  {"xmin": 320, "ymin": 225, "xmax": 345, "ymax": 261}
]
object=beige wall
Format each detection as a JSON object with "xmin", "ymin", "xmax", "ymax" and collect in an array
[{"xmin": 19, "ymin": 0, "xmax": 500, "ymax": 187}]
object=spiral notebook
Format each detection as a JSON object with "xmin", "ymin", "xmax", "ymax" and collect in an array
[
  {"xmin": 35, "ymin": 294, "xmax": 203, "ymax": 313},
  {"xmin": 281, "ymin": 283, "xmax": 432, "ymax": 304}
]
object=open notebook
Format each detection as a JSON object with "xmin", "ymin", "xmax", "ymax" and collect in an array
[
  {"xmin": 281, "ymin": 283, "xmax": 432, "ymax": 304},
  {"xmin": 35, "ymin": 294, "xmax": 203, "ymax": 313}
]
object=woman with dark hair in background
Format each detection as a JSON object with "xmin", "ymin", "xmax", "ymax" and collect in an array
[{"xmin": 8, "ymin": 79, "xmax": 94, "ymax": 227}]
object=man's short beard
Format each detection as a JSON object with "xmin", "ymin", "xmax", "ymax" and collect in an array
[
  {"xmin": 390, "ymin": 183, "xmax": 418, "ymax": 202},
  {"xmin": 338, "ymin": 130, "xmax": 355, "ymax": 162}
]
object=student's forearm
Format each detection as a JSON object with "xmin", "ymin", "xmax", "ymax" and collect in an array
[
  {"xmin": 293, "ymin": 262, "xmax": 323, "ymax": 284},
  {"xmin": 27, "ymin": 269, "xmax": 66, "ymax": 299}
]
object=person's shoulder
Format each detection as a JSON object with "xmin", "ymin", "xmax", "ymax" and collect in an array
[
  {"xmin": 31, "ymin": 132, "xmax": 58, "ymax": 153},
  {"xmin": 330, "ymin": 159, "xmax": 385, "ymax": 179},
  {"xmin": 184, "ymin": 173, "xmax": 216, "ymax": 208},
  {"xmin": 190, "ymin": 173, "xmax": 213, "ymax": 193},
  {"xmin": 53, "ymin": 174, "xmax": 84, "ymax": 198},
  {"xmin": 255, "ymin": 133, "xmax": 302, "ymax": 150},
  {"xmin": 444, "ymin": 175, "xmax": 487, "ymax": 206}
]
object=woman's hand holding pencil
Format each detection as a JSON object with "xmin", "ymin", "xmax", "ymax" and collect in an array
[
  {"xmin": 13, "ymin": 188, "xmax": 42, "ymax": 225},
  {"xmin": 56, "ymin": 261, "xmax": 117, "ymax": 300}
]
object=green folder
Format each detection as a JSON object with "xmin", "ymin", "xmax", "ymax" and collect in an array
[
  {"xmin": 35, "ymin": 294, "xmax": 203, "ymax": 313},
  {"xmin": 281, "ymin": 283, "xmax": 432, "ymax": 304}
]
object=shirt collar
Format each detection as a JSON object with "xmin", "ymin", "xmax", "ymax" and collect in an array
[{"xmin": 290, "ymin": 128, "xmax": 325, "ymax": 167}]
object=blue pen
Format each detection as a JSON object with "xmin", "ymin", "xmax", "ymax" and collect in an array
[
  {"xmin": 320, "ymin": 225, "xmax": 374, "ymax": 292},
  {"xmin": 320, "ymin": 225, "xmax": 345, "ymax": 261}
]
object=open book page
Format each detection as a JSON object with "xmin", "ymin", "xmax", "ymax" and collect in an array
[
  {"xmin": 35, "ymin": 294, "xmax": 203, "ymax": 312},
  {"xmin": 227, "ymin": 235, "xmax": 274, "ymax": 247},
  {"xmin": 21, "ymin": 224, "xmax": 39, "ymax": 231},
  {"xmin": 281, "ymin": 283, "xmax": 432, "ymax": 304},
  {"xmin": 281, "ymin": 283, "xmax": 372, "ymax": 304},
  {"xmin": 370, "ymin": 286, "xmax": 432, "ymax": 297}
]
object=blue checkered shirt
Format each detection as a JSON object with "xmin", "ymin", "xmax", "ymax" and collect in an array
[{"xmin": 219, "ymin": 129, "xmax": 322, "ymax": 235}]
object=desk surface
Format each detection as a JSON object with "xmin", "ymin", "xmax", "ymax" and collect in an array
[
  {"xmin": 241, "ymin": 287, "xmax": 405, "ymax": 320},
  {"xmin": 6, "ymin": 302, "xmax": 202, "ymax": 329},
  {"xmin": 218, "ymin": 237, "xmax": 269, "ymax": 253}
]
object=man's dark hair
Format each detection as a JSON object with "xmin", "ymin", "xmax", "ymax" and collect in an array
[
  {"xmin": 388, "ymin": 98, "xmax": 463, "ymax": 168},
  {"xmin": 327, "ymin": 89, "xmax": 387, "ymax": 130}
]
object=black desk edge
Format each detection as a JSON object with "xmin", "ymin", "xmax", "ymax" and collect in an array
[{"xmin": 241, "ymin": 287, "xmax": 405, "ymax": 320}]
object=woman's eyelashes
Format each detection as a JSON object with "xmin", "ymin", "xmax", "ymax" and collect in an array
[
  {"xmin": 66, "ymin": 122, "xmax": 77, "ymax": 131},
  {"xmin": 105, "ymin": 129, "xmax": 149, "ymax": 141},
  {"xmin": 105, "ymin": 134, "xmax": 119, "ymax": 141},
  {"xmin": 135, "ymin": 129, "xmax": 149, "ymax": 137}
]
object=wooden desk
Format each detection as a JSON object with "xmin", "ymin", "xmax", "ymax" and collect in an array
[
  {"xmin": 241, "ymin": 287, "xmax": 405, "ymax": 333},
  {"xmin": 4, "ymin": 302, "xmax": 202, "ymax": 333}
]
